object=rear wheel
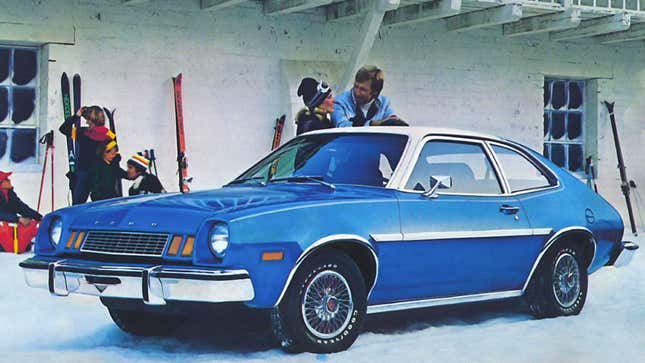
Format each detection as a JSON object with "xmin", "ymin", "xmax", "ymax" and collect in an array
[
  {"xmin": 525, "ymin": 245, "xmax": 588, "ymax": 318},
  {"xmin": 108, "ymin": 308, "xmax": 184, "ymax": 337},
  {"xmin": 272, "ymin": 250, "xmax": 367, "ymax": 353}
]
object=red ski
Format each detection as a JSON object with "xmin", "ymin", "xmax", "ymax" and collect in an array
[
  {"xmin": 272, "ymin": 114, "xmax": 286, "ymax": 151},
  {"xmin": 173, "ymin": 74, "xmax": 190, "ymax": 193}
]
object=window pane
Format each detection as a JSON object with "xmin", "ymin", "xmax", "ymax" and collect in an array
[
  {"xmin": 405, "ymin": 141, "xmax": 502, "ymax": 194},
  {"xmin": 568, "ymin": 113, "xmax": 582, "ymax": 140},
  {"xmin": 551, "ymin": 81, "xmax": 566, "ymax": 109},
  {"xmin": 543, "ymin": 143, "xmax": 549, "ymax": 159},
  {"xmin": 551, "ymin": 112, "xmax": 565, "ymax": 139},
  {"xmin": 568, "ymin": 82, "xmax": 582, "ymax": 109},
  {"xmin": 551, "ymin": 144, "xmax": 565, "ymax": 168},
  {"xmin": 11, "ymin": 87, "xmax": 35, "ymax": 123},
  {"xmin": 492, "ymin": 145, "xmax": 552, "ymax": 192},
  {"xmin": 0, "ymin": 129, "xmax": 7, "ymax": 158},
  {"xmin": 543, "ymin": 112, "xmax": 549, "ymax": 137},
  {"xmin": 0, "ymin": 87, "xmax": 8, "ymax": 122},
  {"xmin": 10, "ymin": 128, "xmax": 37, "ymax": 163},
  {"xmin": 568, "ymin": 144, "xmax": 583, "ymax": 172},
  {"xmin": 12, "ymin": 49, "xmax": 37, "ymax": 86},
  {"xmin": 543, "ymin": 82, "xmax": 550, "ymax": 107},
  {"xmin": 0, "ymin": 48, "xmax": 9, "ymax": 84}
]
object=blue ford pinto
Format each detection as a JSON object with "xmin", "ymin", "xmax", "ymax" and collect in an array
[{"xmin": 20, "ymin": 127, "xmax": 638, "ymax": 353}]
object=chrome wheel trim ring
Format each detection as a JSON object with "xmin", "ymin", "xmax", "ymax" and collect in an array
[
  {"xmin": 301, "ymin": 270, "xmax": 354, "ymax": 339},
  {"xmin": 552, "ymin": 252, "xmax": 581, "ymax": 308}
]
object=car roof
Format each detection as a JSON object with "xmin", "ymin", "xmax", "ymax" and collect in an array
[{"xmin": 304, "ymin": 126, "xmax": 506, "ymax": 142}]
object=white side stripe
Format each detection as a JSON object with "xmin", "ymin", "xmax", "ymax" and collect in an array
[{"xmin": 371, "ymin": 228, "xmax": 552, "ymax": 242}]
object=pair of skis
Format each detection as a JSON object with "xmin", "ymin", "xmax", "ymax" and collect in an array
[
  {"xmin": 61, "ymin": 73, "xmax": 81, "ymax": 189},
  {"xmin": 103, "ymin": 107, "xmax": 123, "ymax": 196},
  {"xmin": 173, "ymin": 74, "xmax": 191, "ymax": 193}
]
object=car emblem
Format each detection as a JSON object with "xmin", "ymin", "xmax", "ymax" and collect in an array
[
  {"xmin": 94, "ymin": 284, "xmax": 107, "ymax": 293},
  {"xmin": 585, "ymin": 208, "xmax": 595, "ymax": 224}
]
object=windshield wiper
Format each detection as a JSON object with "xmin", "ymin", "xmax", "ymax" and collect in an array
[
  {"xmin": 269, "ymin": 175, "xmax": 336, "ymax": 190},
  {"xmin": 225, "ymin": 176, "xmax": 267, "ymax": 187}
]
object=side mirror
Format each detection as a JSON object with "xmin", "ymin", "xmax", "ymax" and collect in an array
[{"xmin": 423, "ymin": 175, "xmax": 452, "ymax": 198}]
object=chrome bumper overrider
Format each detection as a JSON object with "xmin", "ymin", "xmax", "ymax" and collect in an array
[
  {"xmin": 19, "ymin": 258, "xmax": 254, "ymax": 305},
  {"xmin": 607, "ymin": 241, "xmax": 639, "ymax": 268}
]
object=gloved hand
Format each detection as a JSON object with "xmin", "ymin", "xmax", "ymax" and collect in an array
[{"xmin": 381, "ymin": 118, "xmax": 409, "ymax": 127}]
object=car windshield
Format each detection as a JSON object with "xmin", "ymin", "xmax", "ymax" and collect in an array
[{"xmin": 233, "ymin": 133, "xmax": 409, "ymax": 188}]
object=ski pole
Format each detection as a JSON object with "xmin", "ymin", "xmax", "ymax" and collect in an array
[
  {"xmin": 11, "ymin": 223, "xmax": 18, "ymax": 254},
  {"xmin": 37, "ymin": 131, "xmax": 54, "ymax": 212},
  {"xmin": 603, "ymin": 101, "xmax": 638, "ymax": 235}
]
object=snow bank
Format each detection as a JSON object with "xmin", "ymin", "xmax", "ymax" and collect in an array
[{"xmin": 0, "ymin": 236, "xmax": 642, "ymax": 363}]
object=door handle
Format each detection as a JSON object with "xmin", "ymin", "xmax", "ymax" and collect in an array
[{"xmin": 500, "ymin": 205, "xmax": 520, "ymax": 215}]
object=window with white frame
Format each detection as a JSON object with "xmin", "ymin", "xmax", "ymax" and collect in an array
[
  {"xmin": 543, "ymin": 79, "xmax": 584, "ymax": 174},
  {"xmin": 0, "ymin": 45, "xmax": 39, "ymax": 168}
]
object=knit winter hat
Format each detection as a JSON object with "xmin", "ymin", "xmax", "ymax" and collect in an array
[
  {"xmin": 127, "ymin": 153, "xmax": 150, "ymax": 171},
  {"xmin": 297, "ymin": 77, "xmax": 331, "ymax": 110}
]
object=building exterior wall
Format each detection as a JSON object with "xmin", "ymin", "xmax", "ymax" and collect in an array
[{"xmin": 1, "ymin": 0, "xmax": 643, "ymax": 230}]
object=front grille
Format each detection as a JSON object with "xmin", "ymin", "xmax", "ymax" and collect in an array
[{"xmin": 80, "ymin": 231, "xmax": 170, "ymax": 257}]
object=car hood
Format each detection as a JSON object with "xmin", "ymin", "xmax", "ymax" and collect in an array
[{"xmin": 65, "ymin": 184, "xmax": 392, "ymax": 233}]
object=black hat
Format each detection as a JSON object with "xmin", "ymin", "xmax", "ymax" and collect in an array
[{"xmin": 297, "ymin": 77, "xmax": 331, "ymax": 110}]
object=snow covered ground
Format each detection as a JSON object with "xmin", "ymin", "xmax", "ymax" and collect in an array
[{"xmin": 1, "ymin": 235, "xmax": 643, "ymax": 363}]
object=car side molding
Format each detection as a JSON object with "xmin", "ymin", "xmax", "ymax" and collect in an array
[
  {"xmin": 521, "ymin": 226, "xmax": 596, "ymax": 293},
  {"xmin": 273, "ymin": 234, "xmax": 379, "ymax": 307}
]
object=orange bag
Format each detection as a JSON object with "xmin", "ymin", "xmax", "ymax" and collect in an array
[{"xmin": 0, "ymin": 221, "xmax": 39, "ymax": 253}]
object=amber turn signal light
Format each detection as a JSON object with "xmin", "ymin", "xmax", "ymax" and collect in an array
[
  {"xmin": 74, "ymin": 231, "xmax": 86, "ymax": 249},
  {"xmin": 167, "ymin": 235, "xmax": 183, "ymax": 256},
  {"xmin": 181, "ymin": 236, "xmax": 195, "ymax": 257},
  {"xmin": 66, "ymin": 231, "xmax": 77, "ymax": 249},
  {"xmin": 262, "ymin": 251, "xmax": 284, "ymax": 261}
]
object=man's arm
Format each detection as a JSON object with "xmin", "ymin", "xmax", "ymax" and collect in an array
[
  {"xmin": 367, "ymin": 97, "xmax": 402, "ymax": 126},
  {"xmin": 330, "ymin": 96, "xmax": 355, "ymax": 128}
]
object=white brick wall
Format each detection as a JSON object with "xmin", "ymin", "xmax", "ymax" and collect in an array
[{"xmin": 1, "ymin": 0, "xmax": 643, "ymax": 230}]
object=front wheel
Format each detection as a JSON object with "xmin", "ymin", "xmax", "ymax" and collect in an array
[
  {"xmin": 525, "ymin": 245, "xmax": 588, "ymax": 318},
  {"xmin": 108, "ymin": 308, "xmax": 184, "ymax": 337},
  {"xmin": 272, "ymin": 250, "xmax": 367, "ymax": 353}
]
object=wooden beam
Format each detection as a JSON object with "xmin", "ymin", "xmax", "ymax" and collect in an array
[
  {"xmin": 503, "ymin": 9, "xmax": 581, "ymax": 37},
  {"xmin": 337, "ymin": 0, "xmax": 400, "ymax": 92},
  {"xmin": 201, "ymin": 0, "xmax": 248, "ymax": 11},
  {"xmin": 382, "ymin": 0, "xmax": 462, "ymax": 27},
  {"xmin": 593, "ymin": 22, "xmax": 645, "ymax": 44},
  {"xmin": 264, "ymin": 0, "xmax": 335, "ymax": 15},
  {"xmin": 0, "ymin": 22, "xmax": 75, "ymax": 45},
  {"xmin": 550, "ymin": 13, "xmax": 631, "ymax": 41},
  {"xmin": 444, "ymin": 4, "xmax": 522, "ymax": 32}
]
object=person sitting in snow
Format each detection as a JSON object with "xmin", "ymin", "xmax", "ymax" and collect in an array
[
  {"xmin": 295, "ymin": 77, "xmax": 335, "ymax": 135},
  {"xmin": 59, "ymin": 106, "xmax": 116, "ymax": 205},
  {"xmin": 0, "ymin": 171, "xmax": 41, "ymax": 252},
  {"xmin": 126, "ymin": 153, "xmax": 165, "ymax": 196},
  {"xmin": 89, "ymin": 140, "xmax": 126, "ymax": 202}
]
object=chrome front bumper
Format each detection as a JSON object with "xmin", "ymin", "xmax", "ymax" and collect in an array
[
  {"xmin": 607, "ymin": 241, "xmax": 639, "ymax": 268},
  {"xmin": 19, "ymin": 258, "xmax": 255, "ymax": 306}
]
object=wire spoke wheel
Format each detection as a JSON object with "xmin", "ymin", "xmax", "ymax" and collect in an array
[
  {"xmin": 552, "ymin": 252, "xmax": 581, "ymax": 308},
  {"xmin": 301, "ymin": 270, "xmax": 354, "ymax": 339}
]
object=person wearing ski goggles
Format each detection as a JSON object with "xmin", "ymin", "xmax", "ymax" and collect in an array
[
  {"xmin": 295, "ymin": 78, "xmax": 335, "ymax": 135},
  {"xmin": 331, "ymin": 65, "xmax": 407, "ymax": 127}
]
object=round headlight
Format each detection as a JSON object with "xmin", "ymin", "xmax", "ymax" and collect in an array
[
  {"xmin": 49, "ymin": 218, "xmax": 63, "ymax": 246},
  {"xmin": 209, "ymin": 223, "xmax": 229, "ymax": 258}
]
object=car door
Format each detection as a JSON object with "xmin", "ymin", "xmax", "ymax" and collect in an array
[{"xmin": 372, "ymin": 137, "xmax": 546, "ymax": 304}]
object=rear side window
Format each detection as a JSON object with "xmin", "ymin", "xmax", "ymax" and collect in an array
[
  {"xmin": 492, "ymin": 145, "xmax": 553, "ymax": 192},
  {"xmin": 405, "ymin": 140, "xmax": 502, "ymax": 194}
]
